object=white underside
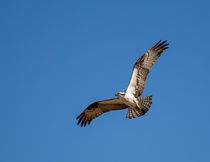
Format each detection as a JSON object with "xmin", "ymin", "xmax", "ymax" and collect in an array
[{"xmin": 118, "ymin": 92, "xmax": 138, "ymax": 108}]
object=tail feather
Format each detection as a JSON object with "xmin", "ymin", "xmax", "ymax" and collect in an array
[
  {"xmin": 126, "ymin": 95, "xmax": 153, "ymax": 119},
  {"xmin": 131, "ymin": 110, "xmax": 136, "ymax": 118},
  {"xmin": 126, "ymin": 108, "xmax": 136, "ymax": 119},
  {"xmin": 135, "ymin": 109, "xmax": 141, "ymax": 117},
  {"xmin": 126, "ymin": 109, "xmax": 129, "ymax": 118}
]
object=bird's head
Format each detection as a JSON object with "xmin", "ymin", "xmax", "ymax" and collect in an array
[{"xmin": 115, "ymin": 92, "xmax": 125, "ymax": 97}]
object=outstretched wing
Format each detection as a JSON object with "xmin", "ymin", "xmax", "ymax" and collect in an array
[
  {"xmin": 126, "ymin": 40, "xmax": 169, "ymax": 97},
  {"xmin": 76, "ymin": 99, "xmax": 127, "ymax": 127}
]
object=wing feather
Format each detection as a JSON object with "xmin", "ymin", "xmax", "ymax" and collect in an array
[
  {"xmin": 126, "ymin": 40, "xmax": 169, "ymax": 97},
  {"xmin": 76, "ymin": 99, "xmax": 127, "ymax": 127}
]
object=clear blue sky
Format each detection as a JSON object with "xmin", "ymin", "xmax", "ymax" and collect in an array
[{"xmin": 1, "ymin": 0, "xmax": 210, "ymax": 162}]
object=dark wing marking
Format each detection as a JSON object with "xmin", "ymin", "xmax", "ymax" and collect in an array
[
  {"xmin": 76, "ymin": 98, "xmax": 127, "ymax": 127},
  {"xmin": 126, "ymin": 40, "xmax": 169, "ymax": 97}
]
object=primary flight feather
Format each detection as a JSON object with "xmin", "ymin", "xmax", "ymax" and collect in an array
[{"xmin": 76, "ymin": 40, "xmax": 169, "ymax": 127}]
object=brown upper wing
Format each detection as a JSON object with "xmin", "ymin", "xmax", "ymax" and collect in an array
[
  {"xmin": 76, "ymin": 98, "xmax": 127, "ymax": 127},
  {"xmin": 126, "ymin": 40, "xmax": 169, "ymax": 97}
]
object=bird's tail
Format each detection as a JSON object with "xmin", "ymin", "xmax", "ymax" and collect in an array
[{"xmin": 126, "ymin": 95, "xmax": 153, "ymax": 119}]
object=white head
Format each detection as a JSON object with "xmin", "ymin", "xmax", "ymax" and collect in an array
[{"xmin": 115, "ymin": 92, "xmax": 125, "ymax": 97}]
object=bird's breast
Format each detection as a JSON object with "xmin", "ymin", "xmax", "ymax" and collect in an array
[{"xmin": 118, "ymin": 94, "xmax": 137, "ymax": 107}]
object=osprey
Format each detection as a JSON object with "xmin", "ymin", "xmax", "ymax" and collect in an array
[{"xmin": 76, "ymin": 40, "xmax": 169, "ymax": 127}]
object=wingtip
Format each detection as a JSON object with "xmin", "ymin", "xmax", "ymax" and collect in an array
[
  {"xmin": 76, "ymin": 113, "xmax": 82, "ymax": 119},
  {"xmin": 152, "ymin": 40, "xmax": 169, "ymax": 52},
  {"xmin": 77, "ymin": 115, "xmax": 83, "ymax": 125},
  {"xmin": 76, "ymin": 113, "xmax": 91, "ymax": 127},
  {"xmin": 81, "ymin": 120, "xmax": 85, "ymax": 127},
  {"xmin": 151, "ymin": 40, "xmax": 162, "ymax": 49},
  {"xmin": 163, "ymin": 47, "xmax": 169, "ymax": 50}
]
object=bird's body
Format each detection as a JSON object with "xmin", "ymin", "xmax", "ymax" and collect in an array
[
  {"xmin": 117, "ymin": 92, "xmax": 138, "ymax": 109},
  {"xmin": 76, "ymin": 40, "xmax": 169, "ymax": 127}
]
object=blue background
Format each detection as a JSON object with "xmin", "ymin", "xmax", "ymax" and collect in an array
[{"xmin": 1, "ymin": 0, "xmax": 210, "ymax": 162}]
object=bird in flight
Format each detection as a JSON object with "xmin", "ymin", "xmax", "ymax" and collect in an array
[{"xmin": 76, "ymin": 40, "xmax": 169, "ymax": 127}]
